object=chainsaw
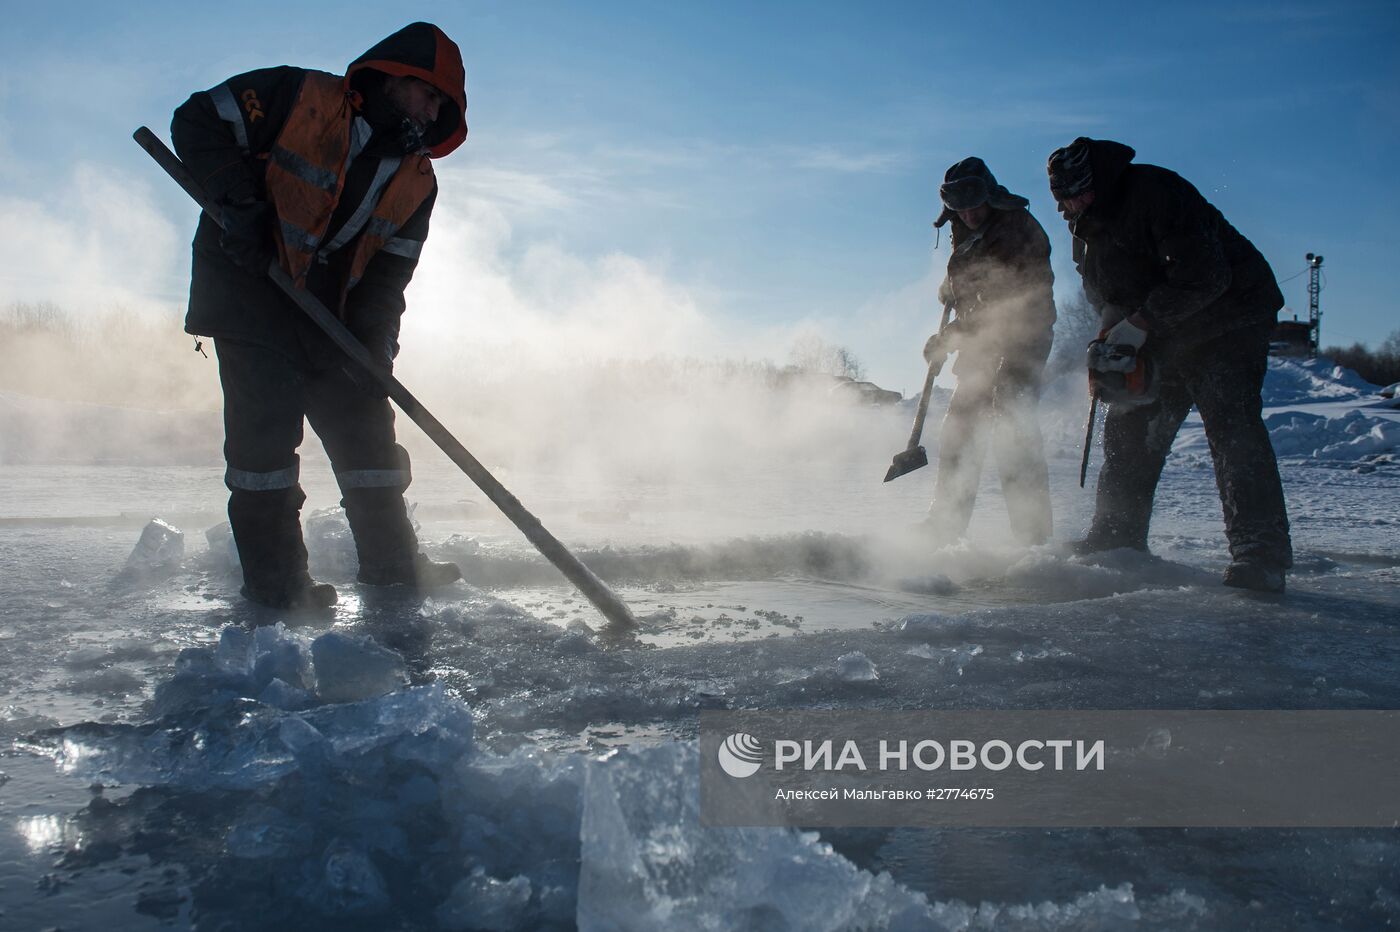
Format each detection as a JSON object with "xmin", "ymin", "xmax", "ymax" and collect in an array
[{"xmin": 1078, "ymin": 332, "xmax": 1160, "ymax": 488}]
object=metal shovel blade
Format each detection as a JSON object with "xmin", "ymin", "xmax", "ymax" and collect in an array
[{"xmin": 884, "ymin": 445, "xmax": 928, "ymax": 482}]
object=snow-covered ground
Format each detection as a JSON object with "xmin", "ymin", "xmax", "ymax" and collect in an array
[{"xmin": 1, "ymin": 356, "xmax": 1398, "ymax": 930}]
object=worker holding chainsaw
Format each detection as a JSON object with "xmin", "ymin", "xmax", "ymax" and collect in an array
[
  {"xmin": 1048, "ymin": 137, "xmax": 1292, "ymax": 592},
  {"xmin": 923, "ymin": 157, "xmax": 1057, "ymax": 546},
  {"xmin": 172, "ymin": 23, "xmax": 466, "ymax": 608}
]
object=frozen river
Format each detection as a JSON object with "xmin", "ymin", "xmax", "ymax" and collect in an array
[{"xmin": 1, "ymin": 376, "xmax": 1398, "ymax": 930}]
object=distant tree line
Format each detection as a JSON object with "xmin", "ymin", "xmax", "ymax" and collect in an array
[
  {"xmin": 0, "ymin": 301, "xmax": 221, "ymax": 409},
  {"xmin": 0, "ymin": 302, "xmax": 875, "ymax": 407},
  {"xmin": 1323, "ymin": 329, "xmax": 1400, "ymax": 387},
  {"xmin": 787, "ymin": 335, "xmax": 865, "ymax": 381}
]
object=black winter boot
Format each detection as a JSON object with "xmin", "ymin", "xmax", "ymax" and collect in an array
[
  {"xmin": 1067, "ymin": 529, "xmax": 1149, "ymax": 557},
  {"xmin": 241, "ymin": 577, "xmax": 339, "ymax": 609},
  {"xmin": 357, "ymin": 553, "xmax": 464, "ymax": 588},
  {"xmin": 342, "ymin": 487, "xmax": 462, "ymax": 589},
  {"xmin": 228, "ymin": 485, "xmax": 338, "ymax": 609},
  {"xmin": 1222, "ymin": 559, "xmax": 1286, "ymax": 593}
]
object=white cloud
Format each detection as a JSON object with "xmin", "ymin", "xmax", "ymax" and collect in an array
[
  {"xmin": 451, "ymin": 166, "xmax": 582, "ymax": 212},
  {"xmin": 793, "ymin": 146, "xmax": 906, "ymax": 174}
]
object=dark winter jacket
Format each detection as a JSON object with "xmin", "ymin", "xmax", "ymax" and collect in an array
[
  {"xmin": 171, "ymin": 23, "xmax": 467, "ymax": 367},
  {"xmin": 938, "ymin": 207, "xmax": 1057, "ymax": 376},
  {"xmin": 1067, "ymin": 139, "xmax": 1283, "ymax": 350}
]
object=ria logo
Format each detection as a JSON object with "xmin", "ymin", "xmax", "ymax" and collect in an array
[{"xmin": 717, "ymin": 733, "xmax": 764, "ymax": 778}]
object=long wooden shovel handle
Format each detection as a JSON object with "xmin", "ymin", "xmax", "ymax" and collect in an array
[
  {"xmin": 906, "ymin": 303, "xmax": 956, "ymax": 449},
  {"xmin": 133, "ymin": 127, "xmax": 639, "ymax": 632}
]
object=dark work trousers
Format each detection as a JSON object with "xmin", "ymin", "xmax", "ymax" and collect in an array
[
  {"xmin": 1088, "ymin": 323, "xmax": 1292, "ymax": 566},
  {"xmin": 215, "ymin": 338, "xmax": 418, "ymax": 592},
  {"xmin": 929, "ymin": 358, "xmax": 1053, "ymax": 546}
]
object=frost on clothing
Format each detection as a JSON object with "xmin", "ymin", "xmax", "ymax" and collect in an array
[
  {"xmin": 1061, "ymin": 139, "xmax": 1291, "ymax": 572},
  {"xmin": 928, "ymin": 201, "xmax": 1056, "ymax": 545},
  {"xmin": 1064, "ymin": 138, "xmax": 1284, "ymax": 348},
  {"xmin": 1091, "ymin": 324, "xmax": 1293, "ymax": 567},
  {"xmin": 938, "ymin": 205, "xmax": 1056, "ymax": 369}
]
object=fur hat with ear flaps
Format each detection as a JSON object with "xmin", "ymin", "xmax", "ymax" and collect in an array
[{"xmin": 934, "ymin": 157, "xmax": 1029, "ymax": 227}]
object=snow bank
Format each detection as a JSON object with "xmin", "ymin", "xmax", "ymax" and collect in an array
[
  {"xmin": 1174, "ymin": 409, "xmax": 1400, "ymax": 464},
  {"xmin": 1263, "ymin": 409, "xmax": 1400, "ymax": 460},
  {"xmin": 1262, "ymin": 356, "xmax": 1378, "ymax": 405}
]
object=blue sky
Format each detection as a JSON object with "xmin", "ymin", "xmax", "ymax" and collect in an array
[{"xmin": 1, "ymin": 0, "xmax": 1396, "ymax": 389}]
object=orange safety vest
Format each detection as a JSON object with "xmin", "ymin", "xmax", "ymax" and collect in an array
[{"xmin": 263, "ymin": 71, "xmax": 435, "ymax": 312}]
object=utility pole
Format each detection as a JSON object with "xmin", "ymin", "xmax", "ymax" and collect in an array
[{"xmin": 1305, "ymin": 252, "xmax": 1324, "ymax": 356}]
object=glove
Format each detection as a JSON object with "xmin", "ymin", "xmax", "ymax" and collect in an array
[
  {"xmin": 342, "ymin": 328, "xmax": 398, "ymax": 399},
  {"xmin": 218, "ymin": 199, "xmax": 275, "ymax": 276},
  {"xmin": 922, "ymin": 332, "xmax": 943, "ymax": 364},
  {"xmin": 923, "ymin": 318, "xmax": 962, "ymax": 363},
  {"xmin": 1104, "ymin": 316, "xmax": 1149, "ymax": 351}
]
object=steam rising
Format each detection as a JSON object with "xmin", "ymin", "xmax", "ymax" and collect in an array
[{"xmin": 1, "ymin": 160, "xmax": 1095, "ymax": 559}]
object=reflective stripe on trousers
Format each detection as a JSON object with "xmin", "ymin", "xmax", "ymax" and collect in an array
[
  {"xmin": 226, "ymin": 463, "xmax": 300, "ymax": 492},
  {"xmin": 335, "ymin": 469, "xmax": 411, "ymax": 491}
]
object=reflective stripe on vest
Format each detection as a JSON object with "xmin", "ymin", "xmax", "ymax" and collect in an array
[
  {"xmin": 344, "ymin": 155, "xmax": 435, "ymax": 291},
  {"xmin": 208, "ymin": 84, "xmax": 250, "ymax": 153},
  {"xmin": 381, "ymin": 236, "xmax": 423, "ymax": 259},
  {"xmin": 317, "ymin": 156, "xmax": 401, "ymax": 257},
  {"xmin": 263, "ymin": 71, "xmax": 435, "ymax": 300}
]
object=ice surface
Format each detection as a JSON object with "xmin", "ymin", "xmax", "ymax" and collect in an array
[
  {"xmin": 310, "ymin": 630, "xmax": 409, "ymax": 702},
  {"xmin": 224, "ymin": 805, "xmax": 314, "ymax": 860},
  {"xmin": 837, "ymin": 650, "xmax": 880, "ymax": 682},
  {"xmin": 26, "ymin": 643, "xmax": 583, "ymax": 927},
  {"xmin": 123, "ymin": 517, "xmax": 184, "ymax": 571},
  {"xmin": 304, "ymin": 503, "xmax": 422, "ymax": 575},
  {"xmin": 577, "ymin": 742, "xmax": 935, "ymax": 931},
  {"xmin": 299, "ymin": 838, "xmax": 392, "ymax": 917},
  {"xmin": 6, "ymin": 355, "xmax": 1400, "ymax": 928},
  {"xmin": 1003, "ymin": 548, "xmax": 1212, "ymax": 599},
  {"xmin": 37, "ymin": 620, "xmax": 470, "ymax": 790},
  {"xmin": 435, "ymin": 867, "xmax": 534, "ymax": 931},
  {"xmin": 44, "ymin": 684, "xmax": 463, "ymax": 790},
  {"xmin": 203, "ymin": 520, "xmax": 239, "ymax": 567},
  {"xmin": 920, "ymin": 884, "xmax": 1210, "ymax": 930},
  {"xmin": 35, "ymin": 631, "xmax": 1243, "ymax": 932},
  {"xmin": 304, "ymin": 506, "xmax": 358, "ymax": 575},
  {"xmin": 906, "ymin": 642, "xmax": 983, "ymax": 675}
]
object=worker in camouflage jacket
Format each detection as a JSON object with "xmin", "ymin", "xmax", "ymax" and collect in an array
[
  {"xmin": 1047, "ymin": 137, "xmax": 1292, "ymax": 591},
  {"xmin": 172, "ymin": 22, "xmax": 468, "ymax": 608},
  {"xmin": 925, "ymin": 157, "xmax": 1057, "ymax": 546}
]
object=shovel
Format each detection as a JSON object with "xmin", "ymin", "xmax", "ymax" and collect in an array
[
  {"xmin": 884, "ymin": 305, "xmax": 954, "ymax": 483},
  {"xmin": 133, "ymin": 127, "xmax": 640, "ymax": 633}
]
